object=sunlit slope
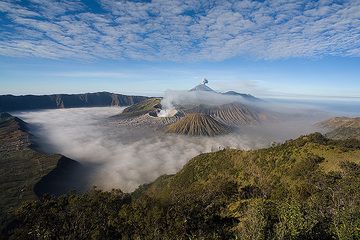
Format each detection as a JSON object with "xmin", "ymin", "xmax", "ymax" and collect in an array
[
  {"xmin": 138, "ymin": 133, "xmax": 360, "ymax": 239},
  {"xmin": 318, "ymin": 117, "xmax": 360, "ymax": 140},
  {"xmin": 119, "ymin": 98, "xmax": 162, "ymax": 118}
]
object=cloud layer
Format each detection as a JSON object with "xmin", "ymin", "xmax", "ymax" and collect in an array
[
  {"xmin": 15, "ymin": 106, "xmax": 321, "ymax": 192},
  {"xmin": 1, "ymin": 0, "xmax": 359, "ymax": 61}
]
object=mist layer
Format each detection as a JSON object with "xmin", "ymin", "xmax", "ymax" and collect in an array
[{"xmin": 15, "ymin": 106, "xmax": 324, "ymax": 192}]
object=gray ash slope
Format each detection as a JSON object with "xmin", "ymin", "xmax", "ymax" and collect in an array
[
  {"xmin": 184, "ymin": 102, "xmax": 262, "ymax": 126},
  {"xmin": 166, "ymin": 113, "xmax": 231, "ymax": 136}
]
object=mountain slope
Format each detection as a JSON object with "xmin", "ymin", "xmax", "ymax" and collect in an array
[
  {"xmin": 318, "ymin": 117, "xmax": 360, "ymax": 140},
  {"xmin": 119, "ymin": 98, "xmax": 162, "ymax": 118},
  {"xmin": 5, "ymin": 133, "xmax": 360, "ymax": 239},
  {"xmin": 0, "ymin": 113, "xmax": 85, "ymax": 230},
  {"xmin": 186, "ymin": 102, "xmax": 262, "ymax": 126},
  {"xmin": 0, "ymin": 92, "xmax": 148, "ymax": 111},
  {"xmin": 139, "ymin": 133, "xmax": 360, "ymax": 239},
  {"xmin": 166, "ymin": 113, "xmax": 231, "ymax": 136}
]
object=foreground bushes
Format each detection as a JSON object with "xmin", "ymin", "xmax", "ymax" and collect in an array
[{"xmin": 3, "ymin": 134, "xmax": 360, "ymax": 239}]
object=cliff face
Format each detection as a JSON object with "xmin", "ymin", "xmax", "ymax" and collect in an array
[
  {"xmin": 0, "ymin": 92, "xmax": 148, "ymax": 111},
  {"xmin": 0, "ymin": 113, "xmax": 86, "ymax": 228}
]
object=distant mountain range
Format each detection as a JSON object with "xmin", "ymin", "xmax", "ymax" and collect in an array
[
  {"xmin": 189, "ymin": 83, "xmax": 262, "ymax": 102},
  {"xmin": 0, "ymin": 92, "xmax": 148, "ymax": 112},
  {"xmin": 222, "ymin": 90, "xmax": 262, "ymax": 102}
]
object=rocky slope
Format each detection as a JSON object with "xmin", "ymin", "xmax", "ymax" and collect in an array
[
  {"xmin": 166, "ymin": 113, "xmax": 231, "ymax": 136},
  {"xmin": 185, "ymin": 102, "xmax": 263, "ymax": 126},
  {"xmin": 318, "ymin": 117, "xmax": 360, "ymax": 140},
  {"xmin": 0, "ymin": 113, "xmax": 85, "ymax": 230},
  {"xmin": 0, "ymin": 92, "xmax": 148, "ymax": 111}
]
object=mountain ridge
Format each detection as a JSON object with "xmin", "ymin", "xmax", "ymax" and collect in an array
[
  {"xmin": 222, "ymin": 90, "xmax": 262, "ymax": 102},
  {"xmin": 0, "ymin": 92, "xmax": 148, "ymax": 112},
  {"xmin": 0, "ymin": 113, "xmax": 86, "ymax": 230}
]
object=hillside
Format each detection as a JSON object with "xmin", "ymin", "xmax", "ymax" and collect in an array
[
  {"xmin": 0, "ymin": 113, "xmax": 85, "ymax": 231},
  {"xmin": 119, "ymin": 98, "xmax": 162, "ymax": 118},
  {"xmin": 0, "ymin": 92, "xmax": 148, "ymax": 111},
  {"xmin": 318, "ymin": 117, "xmax": 360, "ymax": 140},
  {"xmin": 4, "ymin": 133, "xmax": 360, "ymax": 239},
  {"xmin": 166, "ymin": 113, "xmax": 231, "ymax": 136}
]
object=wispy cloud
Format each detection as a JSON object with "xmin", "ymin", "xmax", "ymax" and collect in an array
[{"xmin": 0, "ymin": 0, "xmax": 359, "ymax": 61}]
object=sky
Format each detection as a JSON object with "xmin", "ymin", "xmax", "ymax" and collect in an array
[{"xmin": 0, "ymin": 0, "xmax": 360, "ymax": 98}]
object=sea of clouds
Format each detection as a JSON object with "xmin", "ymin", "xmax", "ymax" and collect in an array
[{"xmin": 14, "ymin": 104, "xmax": 329, "ymax": 192}]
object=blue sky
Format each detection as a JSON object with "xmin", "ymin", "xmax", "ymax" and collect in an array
[{"xmin": 0, "ymin": 0, "xmax": 360, "ymax": 98}]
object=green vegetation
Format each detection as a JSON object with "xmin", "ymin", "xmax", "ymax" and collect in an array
[
  {"xmin": 318, "ymin": 117, "xmax": 360, "ymax": 140},
  {"xmin": 3, "ymin": 133, "xmax": 360, "ymax": 239},
  {"xmin": 120, "ymin": 98, "xmax": 162, "ymax": 118}
]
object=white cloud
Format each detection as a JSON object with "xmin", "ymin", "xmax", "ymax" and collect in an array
[{"xmin": 0, "ymin": 0, "xmax": 359, "ymax": 61}]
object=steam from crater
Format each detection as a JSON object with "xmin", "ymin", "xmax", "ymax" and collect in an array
[
  {"xmin": 157, "ymin": 109, "xmax": 178, "ymax": 117},
  {"xmin": 158, "ymin": 89, "xmax": 249, "ymax": 117}
]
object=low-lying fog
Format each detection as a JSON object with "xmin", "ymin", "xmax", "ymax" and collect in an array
[{"xmin": 13, "ymin": 100, "xmax": 352, "ymax": 192}]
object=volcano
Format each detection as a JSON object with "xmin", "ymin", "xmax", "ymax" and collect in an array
[
  {"xmin": 189, "ymin": 78, "xmax": 215, "ymax": 92},
  {"xmin": 189, "ymin": 83, "xmax": 215, "ymax": 92},
  {"xmin": 166, "ymin": 113, "xmax": 231, "ymax": 136},
  {"xmin": 114, "ymin": 81, "xmax": 271, "ymax": 136}
]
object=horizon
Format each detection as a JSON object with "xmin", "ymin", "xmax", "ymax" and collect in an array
[{"xmin": 1, "ymin": 0, "xmax": 360, "ymax": 98}]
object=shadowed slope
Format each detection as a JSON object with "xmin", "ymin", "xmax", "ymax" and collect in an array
[{"xmin": 0, "ymin": 113, "xmax": 86, "ymax": 230}]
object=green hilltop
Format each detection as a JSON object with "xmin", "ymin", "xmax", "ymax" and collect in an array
[{"xmin": 4, "ymin": 133, "xmax": 360, "ymax": 239}]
